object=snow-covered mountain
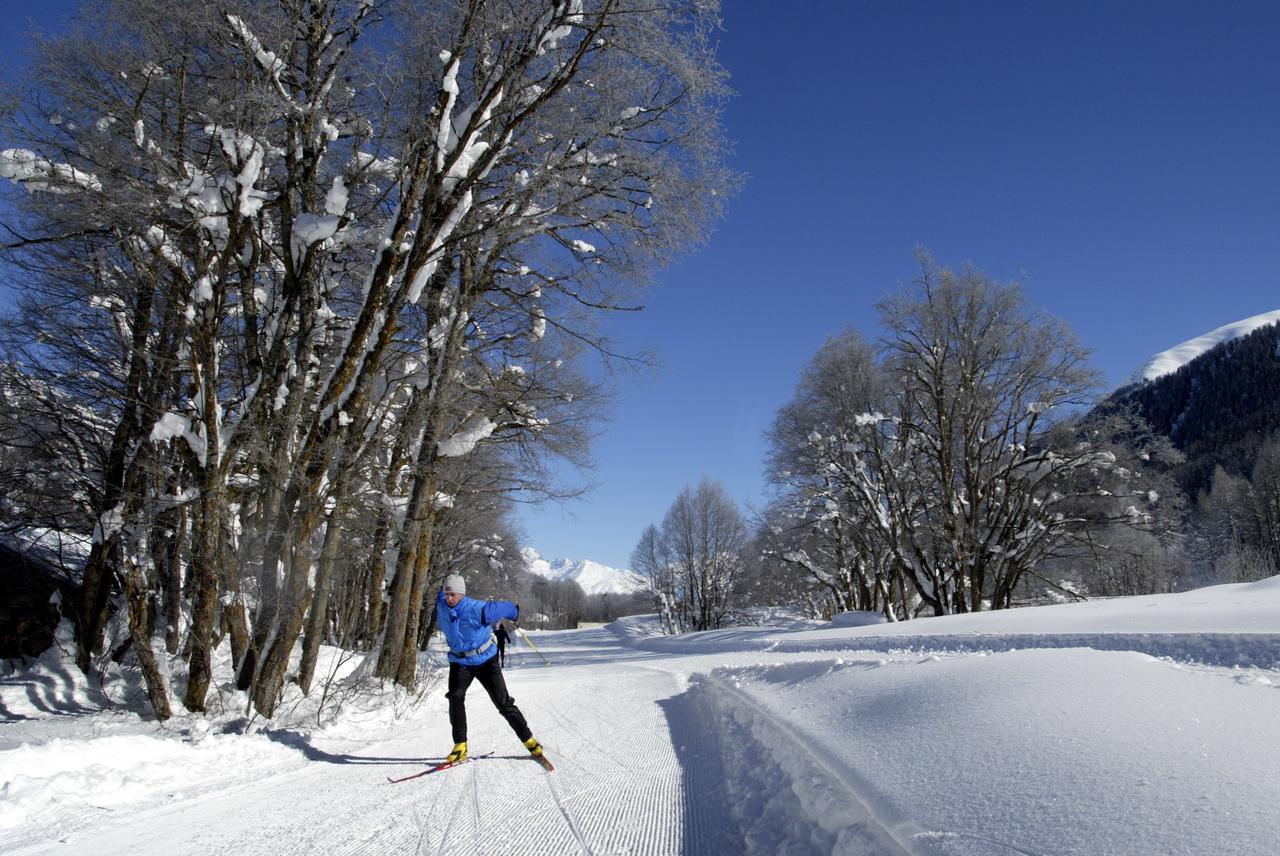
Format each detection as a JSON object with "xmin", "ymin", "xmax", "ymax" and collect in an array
[
  {"xmin": 1130, "ymin": 308, "xmax": 1280, "ymax": 383},
  {"xmin": 1105, "ymin": 309, "xmax": 1280, "ymax": 497},
  {"xmin": 520, "ymin": 547, "xmax": 647, "ymax": 596}
]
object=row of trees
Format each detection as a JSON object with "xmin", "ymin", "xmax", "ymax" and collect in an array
[
  {"xmin": 635, "ymin": 254, "xmax": 1180, "ymax": 625},
  {"xmin": 0, "ymin": 0, "xmax": 733, "ymax": 720},
  {"xmin": 1192, "ymin": 436, "xmax": 1280, "ymax": 583}
]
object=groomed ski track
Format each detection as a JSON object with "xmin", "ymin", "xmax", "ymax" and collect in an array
[{"xmin": 5, "ymin": 627, "xmax": 914, "ymax": 856}]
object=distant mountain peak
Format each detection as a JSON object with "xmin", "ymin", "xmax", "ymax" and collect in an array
[
  {"xmin": 520, "ymin": 547, "xmax": 648, "ymax": 596},
  {"xmin": 1131, "ymin": 309, "xmax": 1280, "ymax": 384}
]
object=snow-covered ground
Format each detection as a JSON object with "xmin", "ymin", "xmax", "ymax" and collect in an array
[{"xmin": 3, "ymin": 577, "xmax": 1278, "ymax": 855}]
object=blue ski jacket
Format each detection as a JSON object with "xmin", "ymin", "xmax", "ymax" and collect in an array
[{"xmin": 437, "ymin": 591, "xmax": 519, "ymax": 666}]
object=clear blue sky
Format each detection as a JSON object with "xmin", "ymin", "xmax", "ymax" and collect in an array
[
  {"xmin": 525, "ymin": 0, "xmax": 1280, "ymax": 569},
  {"xmin": 3, "ymin": 2, "xmax": 1278, "ymax": 569}
]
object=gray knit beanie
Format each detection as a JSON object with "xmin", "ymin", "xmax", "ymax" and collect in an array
[{"xmin": 443, "ymin": 574, "xmax": 466, "ymax": 595}]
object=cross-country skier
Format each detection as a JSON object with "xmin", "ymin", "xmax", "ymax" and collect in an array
[
  {"xmin": 436, "ymin": 574, "xmax": 544, "ymax": 765},
  {"xmin": 494, "ymin": 620, "xmax": 511, "ymax": 668}
]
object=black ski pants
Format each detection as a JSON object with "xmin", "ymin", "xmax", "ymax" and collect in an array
[{"xmin": 446, "ymin": 654, "xmax": 531, "ymax": 745}]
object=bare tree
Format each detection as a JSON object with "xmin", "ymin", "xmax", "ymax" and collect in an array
[
  {"xmin": 630, "ymin": 523, "xmax": 680, "ymax": 633},
  {"xmin": 632, "ymin": 478, "xmax": 747, "ymax": 632},
  {"xmin": 763, "ymin": 330, "xmax": 907, "ymax": 619},
  {"xmin": 870, "ymin": 255, "xmax": 1106, "ymax": 612},
  {"xmin": 762, "ymin": 254, "xmax": 1158, "ymax": 618},
  {"xmin": 1061, "ymin": 404, "xmax": 1189, "ymax": 597}
]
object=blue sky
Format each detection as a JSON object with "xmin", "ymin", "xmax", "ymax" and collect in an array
[
  {"xmin": 525, "ymin": 0, "xmax": 1280, "ymax": 569},
  {"xmin": 3, "ymin": 2, "xmax": 1278, "ymax": 570}
]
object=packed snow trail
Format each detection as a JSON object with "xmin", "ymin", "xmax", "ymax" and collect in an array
[{"xmin": 4, "ymin": 627, "xmax": 916, "ymax": 856}]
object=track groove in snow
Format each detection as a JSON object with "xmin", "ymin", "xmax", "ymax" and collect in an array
[{"xmin": 692, "ymin": 670, "xmax": 916, "ymax": 855}]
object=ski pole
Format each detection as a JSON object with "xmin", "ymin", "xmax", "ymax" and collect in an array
[{"xmin": 516, "ymin": 626, "xmax": 552, "ymax": 666}]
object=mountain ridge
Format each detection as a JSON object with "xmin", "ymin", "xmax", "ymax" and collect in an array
[
  {"xmin": 1126, "ymin": 308, "xmax": 1280, "ymax": 387},
  {"xmin": 520, "ymin": 547, "xmax": 647, "ymax": 596},
  {"xmin": 1104, "ymin": 311, "xmax": 1280, "ymax": 495}
]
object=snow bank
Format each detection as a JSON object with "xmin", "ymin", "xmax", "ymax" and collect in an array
[
  {"xmin": 0, "ymin": 631, "xmax": 446, "ymax": 846},
  {"xmin": 608, "ymin": 613, "xmax": 667, "ymax": 640},
  {"xmin": 609, "ymin": 577, "xmax": 1280, "ymax": 668},
  {"xmin": 0, "ymin": 730, "xmax": 305, "ymax": 833},
  {"xmin": 593, "ymin": 582, "xmax": 1280, "ymax": 854},
  {"xmin": 828, "ymin": 610, "xmax": 888, "ymax": 628},
  {"xmin": 705, "ymin": 648, "xmax": 1280, "ymax": 856},
  {"xmin": 687, "ymin": 669, "xmax": 916, "ymax": 854},
  {"xmin": 0, "ymin": 630, "xmax": 110, "ymax": 719}
]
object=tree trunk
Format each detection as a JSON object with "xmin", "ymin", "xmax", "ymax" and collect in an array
[
  {"xmin": 362, "ymin": 516, "xmax": 389, "ymax": 647},
  {"xmin": 125, "ymin": 554, "xmax": 172, "ymax": 721},
  {"xmin": 376, "ymin": 347, "xmax": 459, "ymax": 684},
  {"xmin": 236, "ymin": 488, "xmax": 285, "ymax": 692},
  {"xmin": 360, "ymin": 422, "xmax": 423, "ymax": 649},
  {"xmin": 161, "ymin": 505, "xmax": 187, "ymax": 655},
  {"xmin": 395, "ymin": 504, "xmax": 439, "ymax": 687},
  {"xmin": 220, "ymin": 596, "xmax": 250, "ymax": 672},
  {"xmin": 299, "ymin": 508, "xmax": 345, "ymax": 696},
  {"xmin": 77, "ymin": 273, "xmax": 161, "ymax": 672},
  {"xmin": 183, "ymin": 480, "xmax": 224, "ymax": 712},
  {"xmin": 376, "ymin": 530, "xmax": 416, "ymax": 680},
  {"xmin": 418, "ymin": 598, "xmax": 439, "ymax": 651},
  {"xmin": 77, "ymin": 540, "xmax": 119, "ymax": 672},
  {"xmin": 251, "ymin": 500, "xmax": 322, "ymax": 716}
]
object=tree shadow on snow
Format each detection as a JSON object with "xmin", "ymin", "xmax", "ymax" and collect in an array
[
  {"xmin": 2, "ymin": 665, "xmax": 106, "ymax": 718},
  {"xmin": 0, "ymin": 695, "xmax": 33, "ymax": 720},
  {"xmin": 656, "ymin": 689, "xmax": 745, "ymax": 854},
  {"xmin": 262, "ymin": 728, "xmax": 436, "ymax": 765}
]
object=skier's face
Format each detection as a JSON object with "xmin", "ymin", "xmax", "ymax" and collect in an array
[{"xmin": 445, "ymin": 590, "xmax": 463, "ymax": 607}]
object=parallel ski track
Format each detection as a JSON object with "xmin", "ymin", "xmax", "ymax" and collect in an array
[
  {"xmin": 478, "ymin": 660, "xmax": 686, "ymax": 855},
  {"xmin": 697, "ymin": 670, "xmax": 918, "ymax": 855}
]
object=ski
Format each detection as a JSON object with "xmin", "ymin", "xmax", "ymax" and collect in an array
[
  {"xmin": 530, "ymin": 752, "xmax": 555, "ymax": 772},
  {"xmin": 387, "ymin": 751, "xmax": 495, "ymax": 783}
]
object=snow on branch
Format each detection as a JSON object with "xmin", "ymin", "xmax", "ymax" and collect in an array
[
  {"xmin": 138, "ymin": 226, "xmax": 190, "ymax": 272},
  {"xmin": 0, "ymin": 148, "xmax": 102, "ymax": 194},
  {"xmin": 216, "ymin": 128, "xmax": 272, "ymax": 218},
  {"xmin": 291, "ymin": 176, "xmax": 350, "ymax": 266},
  {"xmin": 437, "ymin": 417, "xmax": 496, "ymax": 458},
  {"xmin": 226, "ymin": 15, "xmax": 291, "ymax": 102},
  {"xmin": 149, "ymin": 411, "xmax": 208, "ymax": 467},
  {"xmin": 537, "ymin": 0, "xmax": 585, "ymax": 54}
]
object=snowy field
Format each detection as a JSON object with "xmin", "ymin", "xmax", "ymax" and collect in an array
[{"xmin": 3, "ymin": 577, "xmax": 1279, "ymax": 855}]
